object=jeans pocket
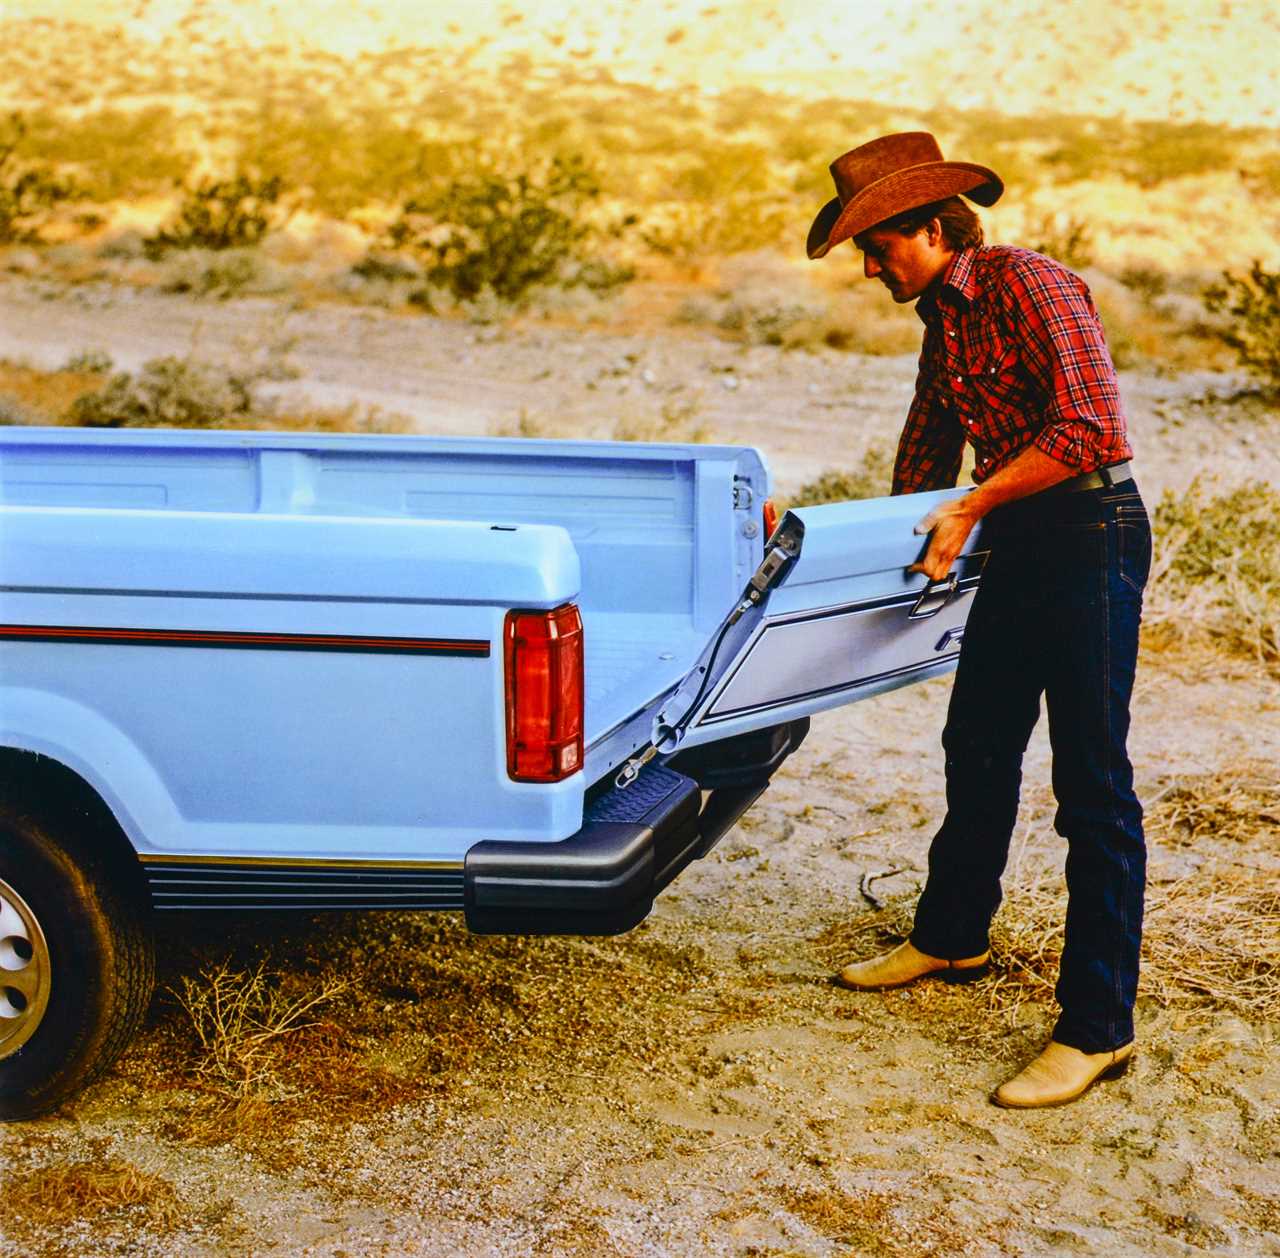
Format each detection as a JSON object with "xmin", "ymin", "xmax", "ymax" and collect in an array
[{"xmin": 1115, "ymin": 506, "xmax": 1151, "ymax": 594}]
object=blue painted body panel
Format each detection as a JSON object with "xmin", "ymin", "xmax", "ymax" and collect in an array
[
  {"xmin": 0, "ymin": 428, "xmax": 771, "ymax": 863},
  {"xmin": 663, "ymin": 490, "xmax": 981, "ymax": 750}
]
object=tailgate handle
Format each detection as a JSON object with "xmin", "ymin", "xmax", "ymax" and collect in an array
[{"xmin": 908, "ymin": 572, "xmax": 958, "ymax": 620}]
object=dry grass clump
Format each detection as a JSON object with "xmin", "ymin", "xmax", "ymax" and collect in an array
[
  {"xmin": 778, "ymin": 1185, "xmax": 901, "ymax": 1252},
  {"xmin": 821, "ymin": 862, "xmax": 1279, "ymax": 1032},
  {"xmin": 172, "ymin": 960, "xmax": 348, "ymax": 1100},
  {"xmin": 157, "ymin": 959, "xmax": 417, "ymax": 1145},
  {"xmin": 133, "ymin": 910, "xmax": 765, "ymax": 1149},
  {"xmin": 1145, "ymin": 478, "xmax": 1280, "ymax": 672},
  {"xmin": 984, "ymin": 865, "xmax": 1279, "ymax": 1022},
  {"xmin": 1141, "ymin": 874, "xmax": 1280, "ymax": 1015},
  {"xmin": 9, "ymin": 1159, "xmax": 182, "ymax": 1231},
  {"xmin": 817, "ymin": 769, "xmax": 1280, "ymax": 1029},
  {"xmin": 156, "ymin": 912, "xmax": 752, "ymax": 1099},
  {"xmin": 1147, "ymin": 765, "xmax": 1280, "ymax": 846}
]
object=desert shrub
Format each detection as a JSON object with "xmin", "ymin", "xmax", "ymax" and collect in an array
[
  {"xmin": 1118, "ymin": 264, "xmax": 1169, "ymax": 305},
  {"xmin": 612, "ymin": 396, "xmax": 712, "ymax": 444},
  {"xmin": 1202, "ymin": 261, "xmax": 1280, "ymax": 395},
  {"xmin": 714, "ymin": 295, "xmax": 829, "ymax": 347},
  {"xmin": 789, "ymin": 444, "xmax": 895, "ymax": 506},
  {"xmin": 17, "ymin": 105, "xmax": 188, "ymax": 201},
  {"xmin": 69, "ymin": 357, "xmax": 257, "ymax": 428},
  {"xmin": 1032, "ymin": 118, "xmax": 1246, "ymax": 189},
  {"xmin": 0, "ymin": 113, "xmax": 78, "ymax": 243},
  {"xmin": 1120, "ymin": 120, "xmax": 1244, "ymax": 189},
  {"xmin": 387, "ymin": 153, "xmax": 633, "ymax": 306},
  {"xmin": 235, "ymin": 99, "xmax": 475, "ymax": 218},
  {"xmin": 1147, "ymin": 478, "xmax": 1280, "ymax": 669},
  {"xmin": 159, "ymin": 249, "xmax": 278, "ymax": 299},
  {"xmin": 1025, "ymin": 212, "xmax": 1094, "ymax": 270},
  {"xmin": 173, "ymin": 961, "xmax": 347, "ymax": 1100},
  {"xmin": 641, "ymin": 196, "xmax": 795, "ymax": 262},
  {"xmin": 143, "ymin": 174, "xmax": 286, "ymax": 257},
  {"xmin": 59, "ymin": 348, "xmax": 113, "ymax": 373},
  {"xmin": 350, "ymin": 252, "xmax": 422, "ymax": 283},
  {"xmin": 640, "ymin": 140, "xmax": 797, "ymax": 259}
]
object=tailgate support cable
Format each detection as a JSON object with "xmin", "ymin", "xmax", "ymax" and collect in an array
[{"xmin": 617, "ymin": 511, "xmax": 805, "ymax": 787}]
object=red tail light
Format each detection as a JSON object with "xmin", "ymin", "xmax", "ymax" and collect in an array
[
  {"xmin": 762, "ymin": 498, "xmax": 779, "ymax": 540},
  {"xmin": 505, "ymin": 604, "xmax": 585, "ymax": 782}
]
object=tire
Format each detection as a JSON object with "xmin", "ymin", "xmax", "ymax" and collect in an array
[{"xmin": 0, "ymin": 805, "xmax": 155, "ymax": 1121}]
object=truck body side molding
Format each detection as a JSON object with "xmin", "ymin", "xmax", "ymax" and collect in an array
[{"xmin": 0, "ymin": 623, "xmax": 490, "ymax": 657}]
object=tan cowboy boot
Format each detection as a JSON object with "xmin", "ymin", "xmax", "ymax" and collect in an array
[
  {"xmin": 834, "ymin": 940, "xmax": 990, "ymax": 991},
  {"xmin": 992, "ymin": 1040, "xmax": 1134, "ymax": 1109}
]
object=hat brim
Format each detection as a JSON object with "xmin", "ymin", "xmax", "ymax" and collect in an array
[{"xmin": 807, "ymin": 162, "xmax": 1003, "ymax": 260}]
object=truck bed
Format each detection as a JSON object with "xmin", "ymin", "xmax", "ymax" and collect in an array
[{"xmin": 0, "ymin": 428, "xmax": 770, "ymax": 854}]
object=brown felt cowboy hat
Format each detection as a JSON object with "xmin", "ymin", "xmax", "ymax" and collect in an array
[{"xmin": 807, "ymin": 132, "xmax": 1003, "ymax": 260}]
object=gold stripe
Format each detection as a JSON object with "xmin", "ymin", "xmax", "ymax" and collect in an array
[{"xmin": 137, "ymin": 853, "xmax": 464, "ymax": 871}]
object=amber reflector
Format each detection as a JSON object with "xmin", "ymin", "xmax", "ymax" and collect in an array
[
  {"xmin": 504, "ymin": 604, "xmax": 585, "ymax": 782},
  {"xmin": 762, "ymin": 498, "xmax": 779, "ymax": 540}
]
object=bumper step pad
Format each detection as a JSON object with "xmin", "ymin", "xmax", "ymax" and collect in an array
[{"xmin": 464, "ymin": 763, "xmax": 704, "ymax": 936}]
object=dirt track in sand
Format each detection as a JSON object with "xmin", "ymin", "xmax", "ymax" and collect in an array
[{"xmin": 1, "ymin": 279, "xmax": 1278, "ymax": 1256}]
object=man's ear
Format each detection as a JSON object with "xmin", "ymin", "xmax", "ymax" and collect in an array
[{"xmin": 924, "ymin": 217, "xmax": 944, "ymax": 246}]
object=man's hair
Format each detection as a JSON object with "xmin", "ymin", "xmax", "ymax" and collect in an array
[{"xmin": 855, "ymin": 197, "xmax": 984, "ymax": 251}]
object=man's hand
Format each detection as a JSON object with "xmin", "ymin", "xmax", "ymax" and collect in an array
[{"xmin": 910, "ymin": 497, "xmax": 980, "ymax": 581}]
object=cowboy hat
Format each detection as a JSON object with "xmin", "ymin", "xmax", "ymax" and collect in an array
[{"xmin": 807, "ymin": 132, "xmax": 1002, "ymax": 260}]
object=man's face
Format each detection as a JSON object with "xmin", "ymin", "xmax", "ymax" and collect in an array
[{"xmin": 856, "ymin": 222, "xmax": 952, "ymax": 303}]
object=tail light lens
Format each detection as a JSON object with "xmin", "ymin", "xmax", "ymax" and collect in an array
[
  {"xmin": 504, "ymin": 604, "xmax": 585, "ymax": 782},
  {"xmin": 762, "ymin": 498, "xmax": 779, "ymax": 540}
]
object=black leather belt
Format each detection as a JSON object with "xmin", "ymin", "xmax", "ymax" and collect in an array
[{"xmin": 1055, "ymin": 461, "xmax": 1134, "ymax": 493}]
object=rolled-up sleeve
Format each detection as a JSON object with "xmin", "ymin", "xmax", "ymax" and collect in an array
[{"xmin": 1001, "ymin": 258, "xmax": 1130, "ymax": 472}]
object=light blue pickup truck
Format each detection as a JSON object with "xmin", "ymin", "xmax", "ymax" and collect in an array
[{"xmin": 0, "ymin": 427, "xmax": 983, "ymax": 1117}]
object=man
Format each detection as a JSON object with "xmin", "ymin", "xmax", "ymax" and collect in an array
[{"xmin": 807, "ymin": 132, "xmax": 1151, "ymax": 1108}]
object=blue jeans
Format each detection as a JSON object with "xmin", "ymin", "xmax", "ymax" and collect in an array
[{"xmin": 910, "ymin": 480, "xmax": 1151, "ymax": 1053}]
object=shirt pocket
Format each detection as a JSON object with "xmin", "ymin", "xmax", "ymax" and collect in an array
[
  {"xmin": 963, "ymin": 335, "xmax": 1019, "ymax": 386},
  {"xmin": 963, "ymin": 336, "xmax": 1025, "ymax": 430}
]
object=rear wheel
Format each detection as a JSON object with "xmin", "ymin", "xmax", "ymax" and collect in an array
[{"xmin": 0, "ymin": 806, "xmax": 154, "ymax": 1121}]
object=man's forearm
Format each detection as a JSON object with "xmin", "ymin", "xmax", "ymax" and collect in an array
[
  {"xmin": 963, "ymin": 443, "xmax": 1078, "ymax": 521},
  {"xmin": 908, "ymin": 442, "xmax": 1081, "ymax": 580}
]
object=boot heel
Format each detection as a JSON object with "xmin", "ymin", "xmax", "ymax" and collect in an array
[
  {"xmin": 941, "ymin": 963, "xmax": 989, "ymax": 985},
  {"xmin": 1100, "ymin": 1054, "xmax": 1133, "ymax": 1081}
]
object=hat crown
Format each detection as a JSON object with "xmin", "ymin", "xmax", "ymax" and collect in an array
[{"xmin": 829, "ymin": 132, "xmax": 945, "ymax": 206}]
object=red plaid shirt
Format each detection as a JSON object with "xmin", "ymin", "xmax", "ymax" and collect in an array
[{"xmin": 892, "ymin": 246, "xmax": 1132, "ymax": 495}]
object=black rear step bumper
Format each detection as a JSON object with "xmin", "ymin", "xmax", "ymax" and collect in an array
[{"xmin": 463, "ymin": 718, "xmax": 808, "ymax": 936}]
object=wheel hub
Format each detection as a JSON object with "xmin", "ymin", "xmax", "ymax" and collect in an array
[{"xmin": 0, "ymin": 877, "xmax": 51, "ymax": 1058}]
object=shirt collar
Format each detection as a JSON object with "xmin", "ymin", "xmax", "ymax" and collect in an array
[{"xmin": 916, "ymin": 246, "xmax": 983, "ymax": 324}]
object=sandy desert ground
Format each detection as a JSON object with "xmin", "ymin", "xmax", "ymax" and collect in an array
[{"xmin": 0, "ymin": 278, "xmax": 1278, "ymax": 1257}]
